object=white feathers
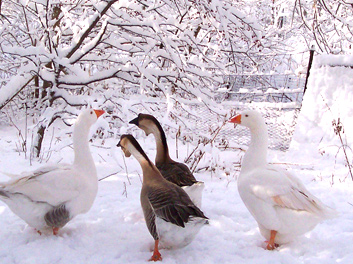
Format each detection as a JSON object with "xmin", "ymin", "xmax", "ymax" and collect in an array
[
  {"xmin": 0, "ymin": 109, "xmax": 102, "ymax": 233},
  {"xmin": 235, "ymin": 110, "xmax": 336, "ymax": 244}
]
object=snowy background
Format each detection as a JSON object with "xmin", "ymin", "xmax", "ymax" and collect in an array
[
  {"xmin": 1, "ymin": 0, "xmax": 353, "ymax": 263},
  {"xmin": 0, "ymin": 56, "xmax": 353, "ymax": 264}
]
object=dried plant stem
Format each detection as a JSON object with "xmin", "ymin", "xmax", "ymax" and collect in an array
[
  {"xmin": 6, "ymin": 112, "xmax": 27, "ymax": 154},
  {"xmin": 189, "ymin": 120, "xmax": 228, "ymax": 172},
  {"xmin": 45, "ymin": 126, "xmax": 56, "ymax": 163},
  {"xmin": 337, "ymin": 127, "xmax": 353, "ymax": 181},
  {"xmin": 175, "ymin": 126, "xmax": 181, "ymax": 159},
  {"xmin": 122, "ymin": 182, "xmax": 128, "ymax": 198},
  {"xmin": 321, "ymin": 95, "xmax": 353, "ymax": 181},
  {"xmin": 122, "ymin": 153, "xmax": 131, "ymax": 185},
  {"xmin": 98, "ymin": 153, "xmax": 107, "ymax": 162},
  {"xmin": 99, "ymin": 171, "xmax": 121, "ymax": 181},
  {"xmin": 137, "ymin": 172, "xmax": 142, "ymax": 184}
]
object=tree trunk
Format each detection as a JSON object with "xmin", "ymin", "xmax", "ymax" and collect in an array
[{"xmin": 33, "ymin": 124, "xmax": 45, "ymax": 158}]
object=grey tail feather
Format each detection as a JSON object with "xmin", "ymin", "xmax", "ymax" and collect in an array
[{"xmin": 0, "ymin": 189, "xmax": 10, "ymax": 198}]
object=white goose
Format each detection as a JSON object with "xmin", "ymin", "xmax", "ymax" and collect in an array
[
  {"xmin": 0, "ymin": 109, "xmax": 104, "ymax": 235},
  {"xmin": 229, "ymin": 110, "xmax": 336, "ymax": 249}
]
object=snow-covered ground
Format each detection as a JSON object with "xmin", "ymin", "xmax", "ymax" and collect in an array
[
  {"xmin": 0, "ymin": 121, "xmax": 351, "ymax": 264},
  {"xmin": 0, "ymin": 58, "xmax": 353, "ymax": 263}
]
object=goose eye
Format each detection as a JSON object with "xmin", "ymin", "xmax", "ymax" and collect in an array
[
  {"xmin": 245, "ymin": 114, "xmax": 249, "ymax": 117},
  {"xmin": 90, "ymin": 111, "xmax": 93, "ymax": 115}
]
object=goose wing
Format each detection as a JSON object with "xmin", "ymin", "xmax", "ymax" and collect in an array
[
  {"xmin": 157, "ymin": 161, "xmax": 197, "ymax": 187},
  {"xmin": 147, "ymin": 183, "xmax": 207, "ymax": 228},
  {"xmin": 247, "ymin": 166, "xmax": 334, "ymax": 217},
  {"xmin": 0, "ymin": 166, "xmax": 81, "ymax": 206}
]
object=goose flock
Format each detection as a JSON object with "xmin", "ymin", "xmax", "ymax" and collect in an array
[{"xmin": 0, "ymin": 108, "xmax": 336, "ymax": 261}]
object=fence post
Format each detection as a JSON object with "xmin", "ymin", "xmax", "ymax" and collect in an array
[{"xmin": 303, "ymin": 47, "xmax": 315, "ymax": 95}]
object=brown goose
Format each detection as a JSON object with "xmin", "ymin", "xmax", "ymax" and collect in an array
[
  {"xmin": 129, "ymin": 113, "xmax": 204, "ymax": 207},
  {"xmin": 117, "ymin": 134, "xmax": 208, "ymax": 261}
]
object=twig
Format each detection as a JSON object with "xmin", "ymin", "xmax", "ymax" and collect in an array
[
  {"xmin": 30, "ymin": 132, "xmax": 34, "ymax": 166},
  {"xmin": 190, "ymin": 120, "xmax": 228, "ymax": 172},
  {"xmin": 335, "ymin": 119, "xmax": 353, "ymax": 181},
  {"xmin": 176, "ymin": 126, "xmax": 181, "ymax": 159},
  {"xmin": 137, "ymin": 171, "xmax": 142, "ymax": 184},
  {"xmin": 99, "ymin": 171, "xmax": 121, "ymax": 181},
  {"xmin": 321, "ymin": 95, "xmax": 353, "ymax": 181},
  {"xmin": 24, "ymin": 103, "xmax": 28, "ymax": 159},
  {"xmin": 217, "ymin": 146, "xmax": 246, "ymax": 151},
  {"xmin": 5, "ymin": 113, "xmax": 26, "ymax": 154},
  {"xmin": 98, "ymin": 153, "xmax": 107, "ymax": 162},
  {"xmin": 122, "ymin": 152, "xmax": 131, "ymax": 185},
  {"xmin": 0, "ymin": 75, "xmax": 35, "ymax": 111},
  {"xmin": 185, "ymin": 139, "xmax": 201, "ymax": 163},
  {"xmin": 122, "ymin": 182, "xmax": 127, "ymax": 198},
  {"xmin": 45, "ymin": 126, "xmax": 56, "ymax": 162}
]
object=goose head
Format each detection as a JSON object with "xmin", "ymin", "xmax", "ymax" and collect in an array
[
  {"xmin": 129, "ymin": 113, "xmax": 161, "ymax": 136},
  {"xmin": 229, "ymin": 109, "xmax": 268, "ymax": 169},
  {"xmin": 117, "ymin": 134, "xmax": 152, "ymax": 165},
  {"xmin": 117, "ymin": 134, "xmax": 133, "ymax": 157},
  {"xmin": 229, "ymin": 110, "xmax": 266, "ymax": 130},
  {"xmin": 76, "ymin": 109, "xmax": 105, "ymax": 128}
]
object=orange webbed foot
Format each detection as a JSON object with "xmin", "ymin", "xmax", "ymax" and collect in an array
[
  {"xmin": 149, "ymin": 252, "xmax": 162, "ymax": 262},
  {"xmin": 265, "ymin": 230, "xmax": 279, "ymax": 250},
  {"xmin": 266, "ymin": 241, "xmax": 279, "ymax": 250},
  {"xmin": 149, "ymin": 240, "xmax": 162, "ymax": 261}
]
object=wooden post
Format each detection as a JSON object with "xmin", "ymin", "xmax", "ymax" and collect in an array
[{"xmin": 303, "ymin": 47, "xmax": 315, "ymax": 95}]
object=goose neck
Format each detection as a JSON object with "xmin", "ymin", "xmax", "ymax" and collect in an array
[
  {"xmin": 73, "ymin": 121, "xmax": 95, "ymax": 172},
  {"xmin": 129, "ymin": 147, "xmax": 164, "ymax": 182},
  {"xmin": 241, "ymin": 125, "xmax": 268, "ymax": 171},
  {"xmin": 150, "ymin": 125, "xmax": 171, "ymax": 165}
]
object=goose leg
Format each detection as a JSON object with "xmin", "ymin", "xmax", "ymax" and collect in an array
[
  {"xmin": 266, "ymin": 230, "xmax": 278, "ymax": 250},
  {"xmin": 149, "ymin": 240, "xmax": 162, "ymax": 261}
]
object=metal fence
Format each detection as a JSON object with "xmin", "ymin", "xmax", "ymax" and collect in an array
[
  {"xmin": 215, "ymin": 74, "xmax": 306, "ymax": 151},
  {"xmin": 139, "ymin": 69, "xmax": 307, "ymax": 153},
  {"xmin": 188, "ymin": 103, "xmax": 302, "ymax": 151}
]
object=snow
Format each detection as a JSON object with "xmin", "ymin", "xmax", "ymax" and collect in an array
[
  {"xmin": 1, "ymin": 55, "xmax": 353, "ymax": 263},
  {"xmin": 315, "ymin": 55, "xmax": 353, "ymax": 67},
  {"xmin": 291, "ymin": 55, "xmax": 353, "ymax": 165},
  {"xmin": 0, "ymin": 72, "xmax": 35, "ymax": 108}
]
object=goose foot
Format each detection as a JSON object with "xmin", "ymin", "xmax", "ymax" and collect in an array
[
  {"xmin": 265, "ymin": 230, "xmax": 278, "ymax": 250},
  {"xmin": 149, "ymin": 240, "xmax": 162, "ymax": 261},
  {"xmin": 266, "ymin": 242, "xmax": 279, "ymax": 250},
  {"xmin": 149, "ymin": 252, "xmax": 162, "ymax": 262}
]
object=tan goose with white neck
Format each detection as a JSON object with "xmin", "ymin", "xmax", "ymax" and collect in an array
[
  {"xmin": 117, "ymin": 134, "xmax": 208, "ymax": 261},
  {"xmin": 129, "ymin": 114, "xmax": 204, "ymax": 207},
  {"xmin": 0, "ymin": 109, "xmax": 104, "ymax": 235},
  {"xmin": 229, "ymin": 110, "xmax": 337, "ymax": 250}
]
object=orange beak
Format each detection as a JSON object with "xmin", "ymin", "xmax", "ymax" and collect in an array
[
  {"xmin": 229, "ymin": 114, "xmax": 241, "ymax": 124},
  {"xmin": 94, "ymin": 109, "xmax": 105, "ymax": 118}
]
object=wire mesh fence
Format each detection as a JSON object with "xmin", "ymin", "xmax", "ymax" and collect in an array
[
  {"xmin": 188, "ymin": 103, "xmax": 302, "ymax": 151},
  {"xmin": 218, "ymin": 74, "xmax": 305, "ymax": 104},
  {"xmin": 132, "ymin": 69, "xmax": 307, "ymax": 152},
  {"xmin": 217, "ymin": 73, "xmax": 305, "ymax": 151},
  {"xmin": 208, "ymin": 52, "xmax": 308, "ymax": 151}
]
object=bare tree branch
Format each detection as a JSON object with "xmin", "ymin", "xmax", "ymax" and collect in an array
[{"xmin": 65, "ymin": 0, "xmax": 118, "ymax": 59}]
